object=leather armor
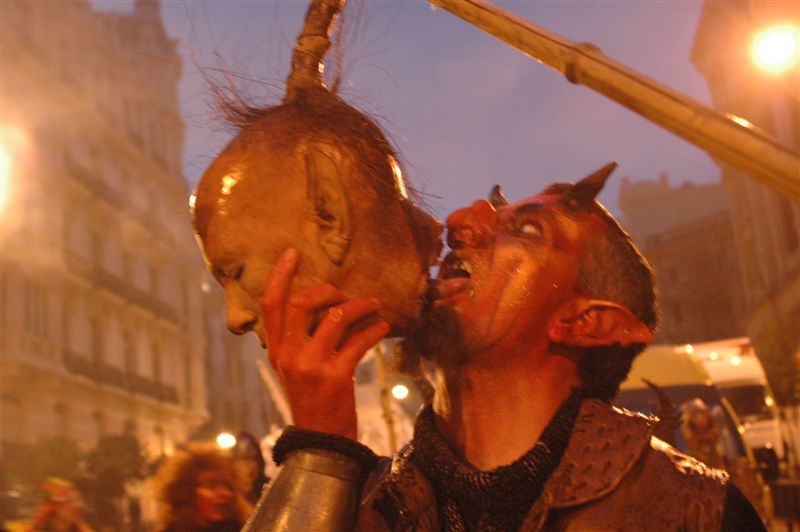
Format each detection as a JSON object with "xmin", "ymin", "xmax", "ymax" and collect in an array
[{"xmin": 358, "ymin": 400, "xmax": 730, "ymax": 531}]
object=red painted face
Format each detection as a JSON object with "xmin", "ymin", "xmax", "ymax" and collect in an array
[
  {"xmin": 436, "ymin": 192, "xmax": 605, "ymax": 356},
  {"xmin": 194, "ymin": 469, "xmax": 235, "ymax": 526}
]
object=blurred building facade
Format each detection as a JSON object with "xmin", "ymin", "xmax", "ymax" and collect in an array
[
  {"xmin": 196, "ymin": 283, "xmax": 283, "ymax": 442},
  {"xmin": 0, "ymin": 0, "xmax": 208, "ymax": 467},
  {"xmin": 619, "ymin": 176, "xmax": 746, "ymax": 344},
  {"xmin": 692, "ymin": 1, "xmax": 800, "ymax": 404}
]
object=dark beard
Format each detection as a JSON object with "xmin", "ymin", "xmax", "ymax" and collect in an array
[{"xmin": 395, "ymin": 305, "xmax": 473, "ymax": 377}]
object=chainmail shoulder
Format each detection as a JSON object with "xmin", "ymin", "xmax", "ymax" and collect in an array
[{"xmin": 408, "ymin": 393, "xmax": 582, "ymax": 531}]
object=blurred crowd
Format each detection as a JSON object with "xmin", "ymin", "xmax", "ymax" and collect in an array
[{"xmin": 4, "ymin": 432, "xmax": 270, "ymax": 532}]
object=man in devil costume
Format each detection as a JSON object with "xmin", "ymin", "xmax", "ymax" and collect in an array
[
  {"xmin": 242, "ymin": 165, "xmax": 763, "ymax": 531},
  {"xmin": 193, "ymin": 1, "xmax": 764, "ymax": 529}
]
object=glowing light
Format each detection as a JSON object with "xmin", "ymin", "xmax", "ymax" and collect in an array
[
  {"xmin": 391, "ymin": 384, "xmax": 409, "ymax": 400},
  {"xmin": 708, "ymin": 351, "xmax": 719, "ymax": 361},
  {"xmin": 730, "ymin": 356, "xmax": 742, "ymax": 366},
  {"xmin": 728, "ymin": 114, "xmax": 754, "ymax": 129},
  {"xmin": 765, "ymin": 396, "xmax": 775, "ymax": 407},
  {"xmin": 684, "ymin": 344, "xmax": 694, "ymax": 354},
  {"xmin": 188, "ymin": 192, "xmax": 196, "ymax": 211},
  {"xmin": 0, "ymin": 143, "xmax": 9, "ymax": 213},
  {"xmin": 201, "ymin": 280, "xmax": 211, "ymax": 293},
  {"xmin": 751, "ymin": 24, "xmax": 799, "ymax": 73},
  {"xmin": 388, "ymin": 155, "xmax": 408, "ymax": 199},
  {"xmin": 216, "ymin": 432, "xmax": 236, "ymax": 449},
  {"xmin": 221, "ymin": 174, "xmax": 238, "ymax": 195}
]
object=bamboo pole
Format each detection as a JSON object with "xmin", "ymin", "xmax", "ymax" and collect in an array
[
  {"xmin": 373, "ymin": 343, "xmax": 398, "ymax": 454},
  {"xmin": 256, "ymin": 359, "xmax": 292, "ymax": 427},
  {"xmin": 429, "ymin": 0, "xmax": 800, "ymax": 203}
]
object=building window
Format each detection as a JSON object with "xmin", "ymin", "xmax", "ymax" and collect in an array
[
  {"xmin": 3, "ymin": 395, "xmax": 22, "ymax": 435},
  {"xmin": 153, "ymin": 426, "xmax": 165, "ymax": 456},
  {"xmin": 23, "ymin": 279, "xmax": 48, "ymax": 339},
  {"xmin": 673, "ymin": 303, "xmax": 683, "ymax": 324},
  {"xmin": 91, "ymin": 315, "xmax": 104, "ymax": 365},
  {"xmin": 54, "ymin": 401, "xmax": 68, "ymax": 437},
  {"xmin": 91, "ymin": 230, "xmax": 105, "ymax": 268},
  {"xmin": 152, "ymin": 342, "xmax": 161, "ymax": 384},
  {"xmin": 778, "ymin": 197, "xmax": 799, "ymax": 254},
  {"xmin": 181, "ymin": 280, "xmax": 189, "ymax": 319},
  {"xmin": 183, "ymin": 353, "xmax": 192, "ymax": 407},
  {"xmin": 123, "ymin": 331, "xmax": 136, "ymax": 374},
  {"xmin": 123, "ymin": 419, "xmax": 137, "ymax": 437},
  {"xmin": 122, "ymin": 250, "xmax": 133, "ymax": 281},
  {"xmin": 149, "ymin": 261, "xmax": 159, "ymax": 298},
  {"xmin": 93, "ymin": 410, "xmax": 106, "ymax": 439}
]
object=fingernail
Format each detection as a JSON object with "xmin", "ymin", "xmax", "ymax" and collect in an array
[{"xmin": 281, "ymin": 248, "xmax": 299, "ymax": 264}]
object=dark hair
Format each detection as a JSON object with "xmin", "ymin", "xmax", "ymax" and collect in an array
[
  {"xmin": 545, "ymin": 183, "xmax": 659, "ymax": 401},
  {"xmin": 154, "ymin": 443, "xmax": 251, "ymax": 531},
  {"xmin": 213, "ymin": 84, "xmax": 410, "ymax": 202}
]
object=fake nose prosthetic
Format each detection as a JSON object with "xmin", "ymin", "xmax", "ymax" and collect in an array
[{"xmin": 446, "ymin": 199, "xmax": 497, "ymax": 250}]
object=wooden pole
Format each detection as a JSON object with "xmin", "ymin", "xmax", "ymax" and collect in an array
[
  {"xmin": 429, "ymin": 0, "xmax": 800, "ymax": 203},
  {"xmin": 373, "ymin": 343, "xmax": 398, "ymax": 454},
  {"xmin": 257, "ymin": 359, "xmax": 292, "ymax": 427}
]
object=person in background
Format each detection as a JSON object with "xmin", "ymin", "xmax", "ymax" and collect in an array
[
  {"xmin": 154, "ymin": 444, "xmax": 251, "ymax": 532},
  {"xmin": 232, "ymin": 432, "xmax": 269, "ymax": 506},
  {"xmin": 682, "ymin": 398, "xmax": 768, "ymax": 524},
  {"xmin": 26, "ymin": 478, "xmax": 91, "ymax": 532}
]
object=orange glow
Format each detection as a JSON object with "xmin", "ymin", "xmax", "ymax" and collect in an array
[
  {"xmin": 391, "ymin": 384, "xmax": 409, "ymax": 400},
  {"xmin": 728, "ymin": 114, "xmax": 755, "ymax": 129},
  {"xmin": 751, "ymin": 24, "xmax": 800, "ymax": 73},
  {"xmin": 0, "ymin": 143, "xmax": 9, "ymax": 213},
  {"xmin": 216, "ymin": 432, "xmax": 236, "ymax": 449}
]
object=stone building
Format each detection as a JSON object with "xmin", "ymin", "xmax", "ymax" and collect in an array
[
  {"xmin": 196, "ymin": 281, "xmax": 285, "ymax": 442},
  {"xmin": 1, "ymin": 0, "xmax": 207, "ymax": 486},
  {"xmin": 691, "ymin": 1, "xmax": 800, "ymax": 404},
  {"xmin": 619, "ymin": 176, "xmax": 746, "ymax": 344}
]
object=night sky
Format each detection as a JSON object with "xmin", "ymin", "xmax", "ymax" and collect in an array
[{"xmin": 94, "ymin": 0, "xmax": 721, "ymax": 220}]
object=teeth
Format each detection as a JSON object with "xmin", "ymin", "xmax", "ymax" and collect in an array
[{"xmin": 441, "ymin": 254, "xmax": 472, "ymax": 279}]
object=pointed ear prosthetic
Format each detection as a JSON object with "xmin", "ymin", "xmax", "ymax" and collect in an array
[
  {"xmin": 547, "ymin": 297, "xmax": 653, "ymax": 347},
  {"xmin": 305, "ymin": 148, "xmax": 352, "ymax": 266}
]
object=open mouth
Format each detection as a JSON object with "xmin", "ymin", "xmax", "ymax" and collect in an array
[{"xmin": 440, "ymin": 252, "xmax": 472, "ymax": 280}]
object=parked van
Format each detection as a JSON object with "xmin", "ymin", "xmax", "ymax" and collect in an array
[
  {"xmin": 615, "ymin": 344, "xmax": 748, "ymax": 461},
  {"xmin": 684, "ymin": 337, "xmax": 784, "ymax": 478}
]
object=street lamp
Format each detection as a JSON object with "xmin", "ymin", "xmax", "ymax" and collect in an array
[
  {"xmin": 391, "ymin": 384, "xmax": 409, "ymax": 400},
  {"xmin": 216, "ymin": 432, "xmax": 237, "ymax": 449},
  {"xmin": 0, "ymin": 143, "xmax": 10, "ymax": 213},
  {"xmin": 751, "ymin": 24, "xmax": 799, "ymax": 74}
]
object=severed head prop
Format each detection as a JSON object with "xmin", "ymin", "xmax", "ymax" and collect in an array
[{"xmin": 192, "ymin": 0, "xmax": 442, "ymax": 340}]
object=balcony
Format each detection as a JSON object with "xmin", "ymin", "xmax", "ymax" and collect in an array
[
  {"xmin": 64, "ymin": 156, "xmax": 124, "ymax": 210},
  {"xmin": 91, "ymin": 267, "xmax": 177, "ymax": 323},
  {"xmin": 62, "ymin": 350, "xmax": 178, "ymax": 404}
]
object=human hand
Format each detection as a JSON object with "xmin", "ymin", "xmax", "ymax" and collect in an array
[{"xmin": 261, "ymin": 248, "xmax": 390, "ymax": 439}]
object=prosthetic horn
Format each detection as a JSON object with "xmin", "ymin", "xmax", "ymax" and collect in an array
[
  {"xmin": 489, "ymin": 184, "xmax": 510, "ymax": 209},
  {"xmin": 561, "ymin": 162, "xmax": 617, "ymax": 208}
]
